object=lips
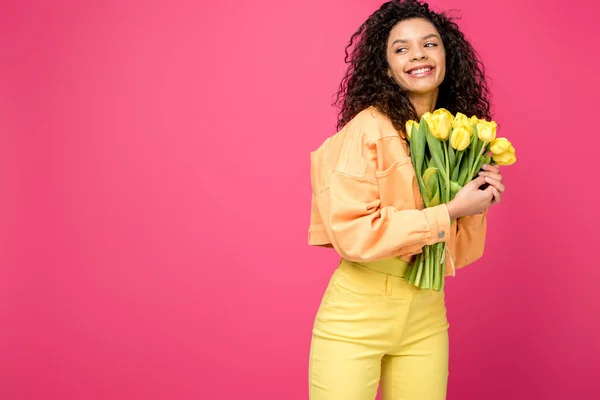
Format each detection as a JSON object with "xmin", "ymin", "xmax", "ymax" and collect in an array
[{"xmin": 405, "ymin": 65, "xmax": 434, "ymax": 75}]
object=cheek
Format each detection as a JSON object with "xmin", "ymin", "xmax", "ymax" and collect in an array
[
  {"xmin": 438, "ymin": 52, "xmax": 446, "ymax": 76},
  {"xmin": 436, "ymin": 58, "xmax": 446, "ymax": 81},
  {"xmin": 388, "ymin": 58, "xmax": 403, "ymax": 78}
]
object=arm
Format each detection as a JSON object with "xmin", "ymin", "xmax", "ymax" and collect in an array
[{"xmin": 314, "ymin": 170, "xmax": 452, "ymax": 262}]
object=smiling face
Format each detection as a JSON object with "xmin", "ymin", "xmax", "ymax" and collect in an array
[{"xmin": 386, "ymin": 18, "xmax": 446, "ymax": 96}]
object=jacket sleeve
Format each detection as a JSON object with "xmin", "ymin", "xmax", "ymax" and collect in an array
[
  {"xmin": 450, "ymin": 210, "xmax": 488, "ymax": 270},
  {"xmin": 314, "ymin": 170, "xmax": 452, "ymax": 262}
]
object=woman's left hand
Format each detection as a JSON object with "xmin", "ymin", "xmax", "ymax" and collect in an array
[{"xmin": 478, "ymin": 164, "xmax": 505, "ymax": 204}]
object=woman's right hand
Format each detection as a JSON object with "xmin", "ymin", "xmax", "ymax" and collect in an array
[{"xmin": 446, "ymin": 176, "xmax": 493, "ymax": 220}]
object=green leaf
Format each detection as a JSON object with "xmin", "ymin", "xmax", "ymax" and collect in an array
[
  {"xmin": 425, "ymin": 125, "xmax": 446, "ymax": 177},
  {"xmin": 411, "ymin": 122, "xmax": 431, "ymax": 206},
  {"xmin": 474, "ymin": 155, "xmax": 486, "ymax": 178},
  {"xmin": 424, "ymin": 167, "xmax": 441, "ymax": 206},
  {"xmin": 467, "ymin": 126, "xmax": 477, "ymax": 177},
  {"xmin": 458, "ymin": 162, "xmax": 470, "ymax": 186},
  {"xmin": 450, "ymin": 180, "xmax": 462, "ymax": 200},
  {"xmin": 447, "ymin": 135, "xmax": 455, "ymax": 177},
  {"xmin": 415, "ymin": 117, "xmax": 428, "ymax": 175},
  {"xmin": 452, "ymin": 151, "xmax": 464, "ymax": 181},
  {"xmin": 411, "ymin": 124, "xmax": 419, "ymax": 143},
  {"xmin": 423, "ymin": 167, "xmax": 438, "ymax": 186},
  {"xmin": 430, "ymin": 193, "xmax": 440, "ymax": 207}
]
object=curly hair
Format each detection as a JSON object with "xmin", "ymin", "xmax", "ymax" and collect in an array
[{"xmin": 334, "ymin": 0, "xmax": 492, "ymax": 132}]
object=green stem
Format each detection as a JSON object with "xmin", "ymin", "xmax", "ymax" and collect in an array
[
  {"xmin": 444, "ymin": 143, "xmax": 450, "ymax": 203},
  {"xmin": 468, "ymin": 141, "xmax": 487, "ymax": 181},
  {"xmin": 423, "ymin": 246, "xmax": 430, "ymax": 289},
  {"xmin": 407, "ymin": 254, "xmax": 419, "ymax": 283},
  {"xmin": 414, "ymin": 252, "xmax": 424, "ymax": 286},
  {"xmin": 432, "ymin": 243, "xmax": 439, "ymax": 290},
  {"xmin": 437, "ymin": 243, "xmax": 445, "ymax": 291}
]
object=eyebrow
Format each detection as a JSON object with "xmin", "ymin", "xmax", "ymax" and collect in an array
[{"xmin": 391, "ymin": 33, "xmax": 441, "ymax": 46}]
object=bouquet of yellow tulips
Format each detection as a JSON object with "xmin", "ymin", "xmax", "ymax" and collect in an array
[{"xmin": 403, "ymin": 108, "xmax": 516, "ymax": 291}]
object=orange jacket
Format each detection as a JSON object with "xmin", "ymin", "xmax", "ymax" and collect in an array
[{"xmin": 308, "ymin": 107, "xmax": 487, "ymax": 276}]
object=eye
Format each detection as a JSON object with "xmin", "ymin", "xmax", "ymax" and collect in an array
[
  {"xmin": 424, "ymin": 43, "xmax": 438, "ymax": 48},
  {"xmin": 395, "ymin": 47, "xmax": 408, "ymax": 53}
]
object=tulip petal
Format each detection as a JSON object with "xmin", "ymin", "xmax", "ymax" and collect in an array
[{"xmin": 492, "ymin": 151, "xmax": 517, "ymax": 166}]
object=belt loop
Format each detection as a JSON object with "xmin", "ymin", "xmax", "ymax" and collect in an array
[{"xmin": 385, "ymin": 275, "xmax": 392, "ymax": 296}]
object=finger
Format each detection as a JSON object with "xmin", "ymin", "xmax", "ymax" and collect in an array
[
  {"xmin": 484, "ymin": 177, "xmax": 505, "ymax": 193},
  {"xmin": 492, "ymin": 187, "xmax": 502, "ymax": 204},
  {"xmin": 481, "ymin": 164, "xmax": 501, "ymax": 174},
  {"xmin": 478, "ymin": 171, "xmax": 503, "ymax": 183},
  {"xmin": 469, "ymin": 175, "xmax": 487, "ymax": 188},
  {"xmin": 484, "ymin": 185, "xmax": 495, "ymax": 201}
]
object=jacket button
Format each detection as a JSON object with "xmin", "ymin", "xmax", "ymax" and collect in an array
[{"xmin": 438, "ymin": 231, "xmax": 445, "ymax": 239}]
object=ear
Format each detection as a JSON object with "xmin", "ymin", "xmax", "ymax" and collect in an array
[{"xmin": 386, "ymin": 68, "xmax": 392, "ymax": 78}]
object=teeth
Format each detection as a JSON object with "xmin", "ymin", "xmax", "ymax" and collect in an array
[{"xmin": 409, "ymin": 68, "xmax": 431, "ymax": 75}]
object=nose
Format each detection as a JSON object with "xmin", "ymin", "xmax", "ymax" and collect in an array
[{"xmin": 410, "ymin": 48, "xmax": 427, "ymax": 61}]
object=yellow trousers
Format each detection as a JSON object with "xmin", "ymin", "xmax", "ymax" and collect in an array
[{"xmin": 309, "ymin": 259, "xmax": 449, "ymax": 400}]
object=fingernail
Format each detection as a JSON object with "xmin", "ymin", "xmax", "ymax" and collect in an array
[{"xmin": 485, "ymin": 177, "xmax": 491, "ymax": 182}]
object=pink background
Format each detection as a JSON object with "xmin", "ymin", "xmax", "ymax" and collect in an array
[{"xmin": 1, "ymin": 0, "xmax": 598, "ymax": 399}]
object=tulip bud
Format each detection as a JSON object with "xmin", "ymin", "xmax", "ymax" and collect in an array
[
  {"xmin": 478, "ymin": 120, "xmax": 497, "ymax": 142},
  {"xmin": 405, "ymin": 120, "xmax": 418, "ymax": 140},
  {"xmin": 449, "ymin": 126, "xmax": 470, "ymax": 151},
  {"xmin": 453, "ymin": 112, "xmax": 471, "ymax": 130},
  {"xmin": 422, "ymin": 112, "xmax": 434, "ymax": 132},
  {"xmin": 489, "ymin": 138, "xmax": 513, "ymax": 155},
  {"xmin": 430, "ymin": 108, "xmax": 453, "ymax": 140},
  {"xmin": 492, "ymin": 151, "xmax": 517, "ymax": 166}
]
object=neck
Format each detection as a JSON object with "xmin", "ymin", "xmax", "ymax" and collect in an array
[{"xmin": 409, "ymin": 90, "xmax": 439, "ymax": 118}]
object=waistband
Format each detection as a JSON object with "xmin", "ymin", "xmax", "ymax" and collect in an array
[
  {"xmin": 337, "ymin": 258, "xmax": 424, "ymax": 297},
  {"xmin": 344, "ymin": 257, "xmax": 410, "ymax": 278}
]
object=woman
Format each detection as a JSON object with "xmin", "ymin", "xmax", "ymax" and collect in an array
[{"xmin": 307, "ymin": 1, "xmax": 505, "ymax": 399}]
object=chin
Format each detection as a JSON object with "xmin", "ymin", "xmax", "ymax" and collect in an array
[
  {"xmin": 399, "ymin": 78, "xmax": 442, "ymax": 95},
  {"xmin": 405, "ymin": 85, "xmax": 440, "ymax": 95}
]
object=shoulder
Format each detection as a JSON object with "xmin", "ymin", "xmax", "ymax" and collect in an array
[
  {"xmin": 344, "ymin": 106, "xmax": 399, "ymax": 144},
  {"xmin": 310, "ymin": 107, "xmax": 401, "ymax": 179},
  {"xmin": 311, "ymin": 107, "xmax": 399, "ymax": 155}
]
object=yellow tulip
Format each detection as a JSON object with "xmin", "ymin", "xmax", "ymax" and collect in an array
[
  {"xmin": 430, "ymin": 108, "xmax": 453, "ymax": 140},
  {"xmin": 469, "ymin": 115, "xmax": 481, "ymax": 129},
  {"xmin": 433, "ymin": 108, "xmax": 454, "ymax": 122},
  {"xmin": 489, "ymin": 138, "xmax": 514, "ymax": 155},
  {"xmin": 450, "ymin": 126, "xmax": 470, "ymax": 151},
  {"xmin": 423, "ymin": 167, "xmax": 441, "ymax": 206},
  {"xmin": 453, "ymin": 112, "xmax": 471, "ymax": 130},
  {"xmin": 405, "ymin": 120, "xmax": 418, "ymax": 140},
  {"xmin": 422, "ymin": 111, "xmax": 434, "ymax": 131},
  {"xmin": 492, "ymin": 151, "xmax": 517, "ymax": 166},
  {"xmin": 477, "ymin": 120, "xmax": 497, "ymax": 142}
]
